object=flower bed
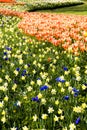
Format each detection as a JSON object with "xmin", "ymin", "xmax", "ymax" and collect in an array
[
  {"xmin": 0, "ymin": 14, "xmax": 87, "ymax": 130},
  {"xmin": 18, "ymin": 12, "xmax": 87, "ymax": 55},
  {"xmin": 0, "ymin": 5, "xmax": 87, "ymax": 130},
  {"xmin": 0, "ymin": 0, "xmax": 84, "ymax": 12},
  {"xmin": 0, "ymin": 9, "xmax": 87, "ymax": 55},
  {"xmin": 26, "ymin": 0, "xmax": 83, "ymax": 11}
]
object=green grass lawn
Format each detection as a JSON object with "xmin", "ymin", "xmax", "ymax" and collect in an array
[{"xmin": 36, "ymin": 0, "xmax": 87, "ymax": 15}]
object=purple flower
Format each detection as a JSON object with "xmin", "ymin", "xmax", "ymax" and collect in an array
[
  {"xmin": 74, "ymin": 93, "xmax": 79, "ymax": 97},
  {"xmin": 72, "ymin": 88, "xmax": 79, "ymax": 97},
  {"xmin": 63, "ymin": 66, "xmax": 68, "ymax": 71},
  {"xmin": 72, "ymin": 88, "xmax": 79, "ymax": 93},
  {"xmin": 32, "ymin": 96, "xmax": 39, "ymax": 102},
  {"xmin": 40, "ymin": 85, "xmax": 48, "ymax": 91},
  {"xmin": 15, "ymin": 127, "xmax": 19, "ymax": 130},
  {"xmin": 4, "ymin": 52, "xmax": 7, "ymax": 55},
  {"xmin": 21, "ymin": 70, "xmax": 26, "ymax": 76},
  {"xmin": 27, "ymin": 64, "xmax": 30, "ymax": 67},
  {"xmin": 6, "ymin": 47, "xmax": 12, "ymax": 51},
  {"xmin": 14, "ymin": 103, "xmax": 17, "ymax": 107},
  {"xmin": 55, "ymin": 77, "xmax": 65, "ymax": 83},
  {"xmin": 5, "ymin": 57, "xmax": 9, "ymax": 60},
  {"xmin": 75, "ymin": 117, "xmax": 80, "ymax": 124},
  {"xmin": 64, "ymin": 96, "xmax": 69, "ymax": 100},
  {"xmin": 84, "ymin": 83, "xmax": 87, "ymax": 86},
  {"xmin": 13, "ymin": 80, "xmax": 18, "ymax": 84},
  {"xmin": 16, "ymin": 68, "xmax": 20, "ymax": 71},
  {"xmin": 23, "ymin": 70, "xmax": 26, "ymax": 73}
]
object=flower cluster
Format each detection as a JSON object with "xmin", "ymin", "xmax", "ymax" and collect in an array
[{"xmin": 0, "ymin": 0, "xmax": 15, "ymax": 3}]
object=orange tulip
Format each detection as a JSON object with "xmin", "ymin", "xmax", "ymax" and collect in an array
[{"xmin": 0, "ymin": 0, "xmax": 15, "ymax": 3}]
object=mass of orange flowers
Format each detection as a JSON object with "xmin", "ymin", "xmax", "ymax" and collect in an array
[
  {"xmin": 0, "ymin": 9, "xmax": 87, "ymax": 54},
  {"xmin": 0, "ymin": 0, "xmax": 15, "ymax": 3}
]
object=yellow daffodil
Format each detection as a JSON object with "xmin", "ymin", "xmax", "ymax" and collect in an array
[
  {"xmin": 22, "ymin": 126, "xmax": 28, "ymax": 130},
  {"xmin": 54, "ymin": 115, "xmax": 59, "ymax": 122},
  {"xmin": 42, "ymin": 114, "xmax": 48, "ymax": 120},
  {"xmin": 48, "ymin": 107, "xmax": 54, "ymax": 113},
  {"xmin": 69, "ymin": 123, "xmax": 76, "ymax": 130},
  {"xmin": 32, "ymin": 114, "xmax": 38, "ymax": 121}
]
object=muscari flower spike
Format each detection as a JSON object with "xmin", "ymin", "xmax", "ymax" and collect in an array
[
  {"xmin": 32, "ymin": 96, "xmax": 39, "ymax": 102},
  {"xmin": 74, "ymin": 93, "xmax": 79, "ymax": 97},
  {"xmin": 21, "ymin": 70, "xmax": 27, "ymax": 76},
  {"xmin": 4, "ymin": 52, "xmax": 7, "ymax": 55},
  {"xmin": 16, "ymin": 68, "xmax": 20, "ymax": 71},
  {"xmin": 13, "ymin": 79, "xmax": 18, "ymax": 84},
  {"xmin": 40, "ymin": 85, "xmax": 48, "ymax": 91},
  {"xmin": 84, "ymin": 83, "xmax": 87, "ymax": 86},
  {"xmin": 14, "ymin": 102, "xmax": 17, "ymax": 107},
  {"xmin": 72, "ymin": 88, "xmax": 79, "ymax": 93},
  {"xmin": 5, "ymin": 57, "xmax": 9, "ymax": 61},
  {"xmin": 72, "ymin": 88, "xmax": 79, "ymax": 97},
  {"xmin": 55, "ymin": 77, "xmax": 65, "ymax": 83},
  {"xmin": 15, "ymin": 127, "xmax": 19, "ymax": 130},
  {"xmin": 6, "ymin": 46, "xmax": 12, "ymax": 51},
  {"xmin": 64, "ymin": 95, "xmax": 69, "ymax": 100},
  {"xmin": 27, "ymin": 64, "xmax": 31, "ymax": 67},
  {"xmin": 75, "ymin": 117, "xmax": 80, "ymax": 124},
  {"xmin": 63, "ymin": 66, "xmax": 68, "ymax": 71}
]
